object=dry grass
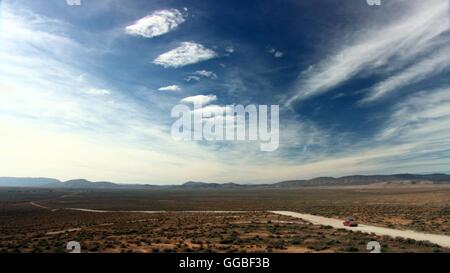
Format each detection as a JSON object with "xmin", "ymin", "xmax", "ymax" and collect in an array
[
  {"xmin": 0, "ymin": 204, "xmax": 447, "ymax": 253},
  {"xmin": 0, "ymin": 186, "xmax": 448, "ymax": 253}
]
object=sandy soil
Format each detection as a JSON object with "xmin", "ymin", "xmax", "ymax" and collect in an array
[{"xmin": 64, "ymin": 207, "xmax": 450, "ymax": 248}]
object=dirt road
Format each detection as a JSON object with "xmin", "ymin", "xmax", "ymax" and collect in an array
[
  {"xmin": 54, "ymin": 207, "xmax": 450, "ymax": 248},
  {"xmin": 271, "ymin": 210, "xmax": 450, "ymax": 248},
  {"xmin": 29, "ymin": 202, "xmax": 50, "ymax": 209},
  {"xmin": 66, "ymin": 208, "xmax": 248, "ymax": 214}
]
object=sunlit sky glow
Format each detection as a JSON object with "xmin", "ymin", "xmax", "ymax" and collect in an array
[{"xmin": 1, "ymin": 0, "xmax": 450, "ymax": 184}]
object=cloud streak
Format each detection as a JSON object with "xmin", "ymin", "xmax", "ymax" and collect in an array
[
  {"xmin": 153, "ymin": 42, "xmax": 217, "ymax": 68},
  {"xmin": 180, "ymin": 94, "xmax": 217, "ymax": 105},
  {"xmin": 361, "ymin": 45, "xmax": 450, "ymax": 103},
  {"xmin": 82, "ymin": 88, "xmax": 111, "ymax": 95},
  {"xmin": 125, "ymin": 9, "xmax": 185, "ymax": 38},
  {"xmin": 2, "ymin": 0, "xmax": 450, "ymax": 184},
  {"xmin": 158, "ymin": 85, "xmax": 181, "ymax": 91},
  {"xmin": 286, "ymin": 0, "xmax": 449, "ymax": 105}
]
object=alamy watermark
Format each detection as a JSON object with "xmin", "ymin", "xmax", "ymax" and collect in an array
[
  {"xmin": 367, "ymin": 241, "xmax": 381, "ymax": 253},
  {"xmin": 171, "ymin": 103, "xmax": 279, "ymax": 152},
  {"xmin": 66, "ymin": 241, "xmax": 81, "ymax": 253}
]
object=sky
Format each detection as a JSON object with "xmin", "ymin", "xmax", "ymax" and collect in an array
[{"xmin": 0, "ymin": 0, "xmax": 450, "ymax": 184}]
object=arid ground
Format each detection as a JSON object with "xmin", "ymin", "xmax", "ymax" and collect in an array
[{"xmin": 0, "ymin": 186, "xmax": 449, "ymax": 253}]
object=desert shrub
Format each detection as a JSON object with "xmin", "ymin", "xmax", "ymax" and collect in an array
[
  {"xmin": 219, "ymin": 238, "xmax": 234, "ymax": 244},
  {"xmin": 291, "ymin": 238, "xmax": 303, "ymax": 245},
  {"xmin": 344, "ymin": 246, "xmax": 359, "ymax": 252},
  {"xmin": 151, "ymin": 247, "xmax": 160, "ymax": 253},
  {"xmin": 432, "ymin": 248, "xmax": 441, "ymax": 253},
  {"xmin": 270, "ymin": 241, "xmax": 286, "ymax": 249}
]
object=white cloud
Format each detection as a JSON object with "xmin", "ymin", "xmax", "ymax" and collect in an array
[
  {"xmin": 0, "ymin": 3, "xmax": 233, "ymax": 184},
  {"xmin": 225, "ymin": 46, "xmax": 234, "ymax": 53},
  {"xmin": 82, "ymin": 88, "xmax": 111, "ymax": 95},
  {"xmin": 4, "ymin": 1, "xmax": 450, "ymax": 183},
  {"xmin": 158, "ymin": 85, "xmax": 181, "ymax": 92},
  {"xmin": 180, "ymin": 94, "xmax": 217, "ymax": 105},
  {"xmin": 274, "ymin": 51, "xmax": 284, "ymax": 58},
  {"xmin": 286, "ymin": 0, "xmax": 449, "ymax": 105},
  {"xmin": 185, "ymin": 75, "xmax": 201, "ymax": 82},
  {"xmin": 355, "ymin": 87, "xmax": 450, "ymax": 174},
  {"xmin": 153, "ymin": 42, "xmax": 217, "ymax": 68},
  {"xmin": 185, "ymin": 70, "xmax": 217, "ymax": 81},
  {"xmin": 361, "ymin": 45, "xmax": 450, "ymax": 103},
  {"xmin": 378, "ymin": 87, "xmax": 450, "ymax": 142},
  {"xmin": 195, "ymin": 70, "xmax": 217, "ymax": 79},
  {"xmin": 125, "ymin": 9, "xmax": 185, "ymax": 38},
  {"xmin": 269, "ymin": 48, "xmax": 283, "ymax": 58},
  {"xmin": 191, "ymin": 105, "xmax": 234, "ymax": 122}
]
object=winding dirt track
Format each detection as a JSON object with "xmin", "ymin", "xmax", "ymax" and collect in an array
[
  {"xmin": 29, "ymin": 202, "xmax": 50, "ymax": 209},
  {"xmin": 271, "ymin": 210, "xmax": 450, "ymax": 248},
  {"xmin": 35, "ymin": 204, "xmax": 450, "ymax": 248}
]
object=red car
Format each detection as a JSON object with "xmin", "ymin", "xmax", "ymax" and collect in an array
[{"xmin": 343, "ymin": 217, "xmax": 358, "ymax": 227}]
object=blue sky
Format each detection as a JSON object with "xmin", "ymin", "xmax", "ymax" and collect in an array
[{"xmin": 0, "ymin": 0, "xmax": 450, "ymax": 184}]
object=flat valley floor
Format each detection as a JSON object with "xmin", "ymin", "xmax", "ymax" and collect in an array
[{"xmin": 0, "ymin": 186, "xmax": 449, "ymax": 253}]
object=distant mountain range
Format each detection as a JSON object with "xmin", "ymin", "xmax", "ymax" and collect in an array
[{"xmin": 0, "ymin": 174, "xmax": 449, "ymax": 189}]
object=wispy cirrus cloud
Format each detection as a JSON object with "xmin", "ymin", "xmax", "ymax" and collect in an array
[
  {"xmin": 82, "ymin": 88, "xmax": 111, "ymax": 95},
  {"xmin": 125, "ymin": 9, "xmax": 186, "ymax": 38},
  {"xmin": 0, "ymin": 2, "xmax": 225, "ymax": 183},
  {"xmin": 185, "ymin": 75, "xmax": 201, "ymax": 82},
  {"xmin": 3, "ymin": 0, "xmax": 450, "ymax": 184},
  {"xmin": 361, "ymin": 45, "xmax": 450, "ymax": 103},
  {"xmin": 185, "ymin": 70, "xmax": 218, "ymax": 81},
  {"xmin": 286, "ymin": 0, "xmax": 449, "ymax": 106},
  {"xmin": 158, "ymin": 85, "xmax": 181, "ymax": 92},
  {"xmin": 194, "ymin": 70, "xmax": 217, "ymax": 79},
  {"xmin": 153, "ymin": 42, "xmax": 217, "ymax": 68},
  {"xmin": 378, "ymin": 87, "xmax": 450, "ymax": 143},
  {"xmin": 362, "ymin": 87, "xmax": 450, "ymax": 173}
]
